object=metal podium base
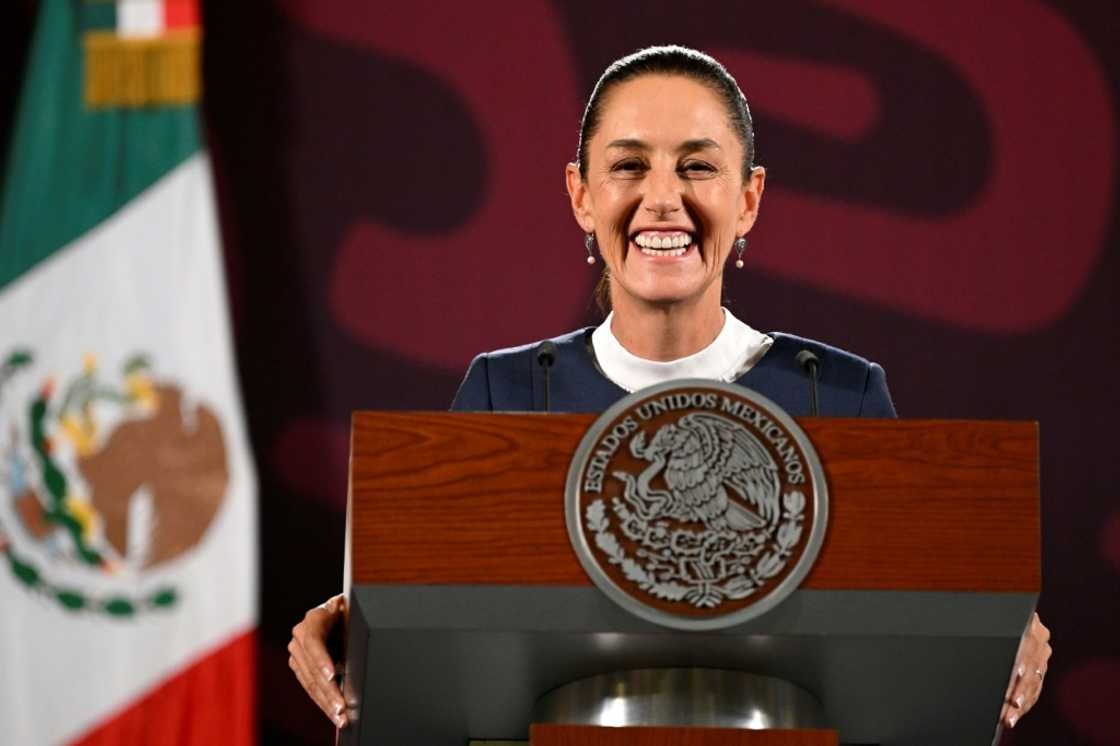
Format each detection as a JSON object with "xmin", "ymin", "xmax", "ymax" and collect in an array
[{"xmin": 533, "ymin": 669, "xmax": 827, "ymax": 730}]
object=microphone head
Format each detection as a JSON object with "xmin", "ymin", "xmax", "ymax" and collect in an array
[
  {"xmin": 536, "ymin": 341, "xmax": 557, "ymax": 368},
  {"xmin": 795, "ymin": 349, "xmax": 820, "ymax": 371}
]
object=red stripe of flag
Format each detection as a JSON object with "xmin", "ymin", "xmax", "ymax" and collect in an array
[
  {"xmin": 70, "ymin": 629, "xmax": 256, "ymax": 746},
  {"xmin": 164, "ymin": 0, "xmax": 200, "ymax": 30}
]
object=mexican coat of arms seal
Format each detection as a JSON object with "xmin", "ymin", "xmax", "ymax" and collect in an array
[{"xmin": 565, "ymin": 380, "xmax": 828, "ymax": 630}]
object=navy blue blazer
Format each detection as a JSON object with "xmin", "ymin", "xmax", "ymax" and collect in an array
[{"xmin": 451, "ymin": 328, "xmax": 896, "ymax": 418}]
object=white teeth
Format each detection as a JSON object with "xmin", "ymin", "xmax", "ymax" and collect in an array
[
  {"xmin": 639, "ymin": 247, "xmax": 687, "ymax": 257},
  {"xmin": 633, "ymin": 231, "xmax": 694, "ymax": 250}
]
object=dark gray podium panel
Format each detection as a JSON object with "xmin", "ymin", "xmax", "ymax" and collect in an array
[{"xmin": 339, "ymin": 585, "xmax": 1034, "ymax": 746}]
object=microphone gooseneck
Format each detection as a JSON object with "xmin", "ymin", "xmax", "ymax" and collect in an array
[
  {"xmin": 536, "ymin": 341, "xmax": 557, "ymax": 412},
  {"xmin": 795, "ymin": 349, "xmax": 820, "ymax": 417}
]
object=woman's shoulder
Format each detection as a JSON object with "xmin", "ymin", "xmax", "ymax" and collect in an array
[
  {"xmin": 753, "ymin": 331, "xmax": 895, "ymax": 417},
  {"xmin": 471, "ymin": 327, "xmax": 594, "ymax": 365},
  {"xmin": 451, "ymin": 327, "xmax": 606, "ymax": 411},
  {"xmin": 764, "ymin": 331, "xmax": 881, "ymax": 371}
]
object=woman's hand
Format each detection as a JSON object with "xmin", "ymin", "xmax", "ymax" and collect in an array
[
  {"xmin": 289, "ymin": 594, "xmax": 349, "ymax": 728},
  {"xmin": 1000, "ymin": 612, "xmax": 1051, "ymax": 728}
]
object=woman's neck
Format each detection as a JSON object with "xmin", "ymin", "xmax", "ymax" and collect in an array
[{"xmin": 609, "ymin": 289, "xmax": 725, "ymax": 362}]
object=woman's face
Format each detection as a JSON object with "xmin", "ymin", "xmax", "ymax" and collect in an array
[{"xmin": 567, "ymin": 74, "xmax": 765, "ymax": 310}]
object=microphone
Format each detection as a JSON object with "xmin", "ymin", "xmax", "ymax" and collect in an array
[
  {"xmin": 795, "ymin": 349, "xmax": 820, "ymax": 417},
  {"xmin": 536, "ymin": 341, "xmax": 557, "ymax": 412}
]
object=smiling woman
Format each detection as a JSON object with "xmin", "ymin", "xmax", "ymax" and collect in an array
[
  {"xmin": 286, "ymin": 45, "xmax": 1051, "ymax": 733},
  {"xmin": 567, "ymin": 72, "xmax": 764, "ymax": 359},
  {"xmin": 573, "ymin": 47, "xmax": 761, "ymax": 341}
]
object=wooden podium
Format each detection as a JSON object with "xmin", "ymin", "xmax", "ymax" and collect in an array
[{"xmin": 340, "ymin": 413, "xmax": 1039, "ymax": 746}]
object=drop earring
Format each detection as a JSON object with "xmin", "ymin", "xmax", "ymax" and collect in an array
[
  {"xmin": 584, "ymin": 233, "xmax": 597, "ymax": 265},
  {"xmin": 734, "ymin": 237, "xmax": 747, "ymax": 269}
]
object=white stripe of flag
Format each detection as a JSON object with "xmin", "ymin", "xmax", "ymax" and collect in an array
[{"xmin": 117, "ymin": 0, "xmax": 165, "ymax": 38}]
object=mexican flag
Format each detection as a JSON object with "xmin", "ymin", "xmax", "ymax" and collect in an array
[{"xmin": 0, "ymin": 1, "xmax": 256, "ymax": 743}]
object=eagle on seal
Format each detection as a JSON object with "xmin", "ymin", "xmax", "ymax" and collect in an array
[{"xmin": 613, "ymin": 412, "xmax": 781, "ymax": 532}]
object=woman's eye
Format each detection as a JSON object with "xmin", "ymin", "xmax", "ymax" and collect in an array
[
  {"xmin": 681, "ymin": 162, "xmax": 716, "ymax": 174},
  {"xmin": 612, "ymin": 160, "xmax": 646, "ymax": 173}
]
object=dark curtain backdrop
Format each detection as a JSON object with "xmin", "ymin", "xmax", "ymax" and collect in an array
[
  {"xmin": 208, "ymin": 2, "xmax": 1120, "ymax": 745},
  {"xmin": 6, "ymin": 1, "xmax": 1118, "ymax": 744}
]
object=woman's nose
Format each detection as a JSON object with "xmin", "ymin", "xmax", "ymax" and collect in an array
[{"xmin": 642, "ymin": 167, "xmax": 683, "ymax": 218}]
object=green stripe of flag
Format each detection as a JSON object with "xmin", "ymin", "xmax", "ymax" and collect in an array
[
  {"xmin": 0, "ymin": 0, "xmax": 201, "ymax": 292},
  {"xmin": 80, "ymin": 0, "xmax": 117, "ymax": 32}
]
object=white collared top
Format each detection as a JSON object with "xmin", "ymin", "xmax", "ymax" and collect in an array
[{"xmin": 591, "ymin": 308, "xmax": 773, "ymax": 393}]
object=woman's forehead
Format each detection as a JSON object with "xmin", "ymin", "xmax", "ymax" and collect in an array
[{"xmin": 595, "ymin": 75, "xmax": 736, "ymax": 148}]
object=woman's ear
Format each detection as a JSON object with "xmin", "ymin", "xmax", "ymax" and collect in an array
[
  {"xmin": 565, "ymin": 162, "xmax": 595, "ymax": 234},
  {"xmin": 737, "ymin": 165, "xmax": 766, "ymax": 235}
]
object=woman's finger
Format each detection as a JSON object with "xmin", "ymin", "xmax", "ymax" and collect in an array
[
  {"xmin": 294, "ymin": 595, "xmax": 345, "ymax": 681},
  {"xmin": 1001, "ymin": 660, "xmax": 1023, "ymax": 726},
  {"xmin": 290, "ymin": 639, "xmax": 347, "ymax": 727},
  {"xmin": 1003, "ymin": 613, "xmax": 1052, "ymax": 727},
  {"xmin": 288, "ymin": 595, "xmax": 349, "ymax": 727},
  {"xmin": 288, "ymin": 649, "xmax": 336, "ymax": 722},
  {"xmin": 288, "ymin": 652, "xmax": 314, "ymax": 696},
  {"xmin": 288, "ymin": 638, "xmax": 330, "ymax": 714},
  {"xmin": 1003, "ymin": 664, "xmax": 1024, "ymax": 727},
  {"xmin": 1005, "ymin": 669, "xmax": 1044, "ymax": 728}
]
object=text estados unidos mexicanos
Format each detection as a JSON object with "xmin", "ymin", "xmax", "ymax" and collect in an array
[{"xmin": 582, "ymin": 394, "xmax": 806, "ymax": 493}]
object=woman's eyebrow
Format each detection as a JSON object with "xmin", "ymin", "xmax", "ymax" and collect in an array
[
  {"xmin": 604, "ymin": 138, "xmax": 722, "ymax": 152},
  {"xmin": 606, "ymin": 138, "xmax": 649, "ymax": 150},
  {"xmin": 678, "ymin": 138, "xmax": 721, "ymax": 153}
]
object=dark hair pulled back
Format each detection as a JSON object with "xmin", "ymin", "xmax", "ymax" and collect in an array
[
  {"xmin": 577, "ymin": 46, "xmax": 758, "ymax": 313},
  {"xmin": 577, "ymin": 45, "xmax": 757, "ymax": 182}
]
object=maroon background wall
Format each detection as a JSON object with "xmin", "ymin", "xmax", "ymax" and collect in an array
[{"xmin": 5, "ymin": 1, "xmax": 1119, "ymax": 744}]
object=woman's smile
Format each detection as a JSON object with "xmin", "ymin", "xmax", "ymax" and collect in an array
[{"xmin": 630, "ymin": 229, "xmax": 697, "ymax": 261}]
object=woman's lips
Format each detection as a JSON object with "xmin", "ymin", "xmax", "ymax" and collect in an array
[
  {"xmin": 630, "ymin": 239, "xmax": 698, "ymax": 260},
  {"xmin": 629, "ymin": 229, "xmax": 698, "ymax": 260}
]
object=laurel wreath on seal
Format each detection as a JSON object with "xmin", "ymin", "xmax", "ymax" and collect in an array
[{"xmin": 586, "ymin": 490, "xmax": 806, "ymax": 608}]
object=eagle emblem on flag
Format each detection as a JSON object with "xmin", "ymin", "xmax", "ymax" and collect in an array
[{"xmin": 0, "ymin": 348, "xmax": 229, "ymax": 617}]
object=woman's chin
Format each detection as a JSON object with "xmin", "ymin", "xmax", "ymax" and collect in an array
[{"xmin": 617, "ymin": 279, "xmax": 712, "ymax": 308}]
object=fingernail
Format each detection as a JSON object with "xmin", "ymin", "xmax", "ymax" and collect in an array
[
  {"xmin": 334, "ymin": 702, "xmax": 343, "ymax": 715},
  {"xmin": 322, "ymin": 666, "xmax": 333, "ymax": 681},
  {"xmin": 1008, "ymin": 715, "xmax": 1018, "ymax": 728},
  {"xmin": 1015, "ymin": 695, "xmax": 1024, "ymax": 708},
  {"xmin": 1017, "ymin": 664, "xmax": 1026, "ymax": 678},
  {"xmin": 335, "ymin": 715, "xmax": 345, "ymax": 728}
]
